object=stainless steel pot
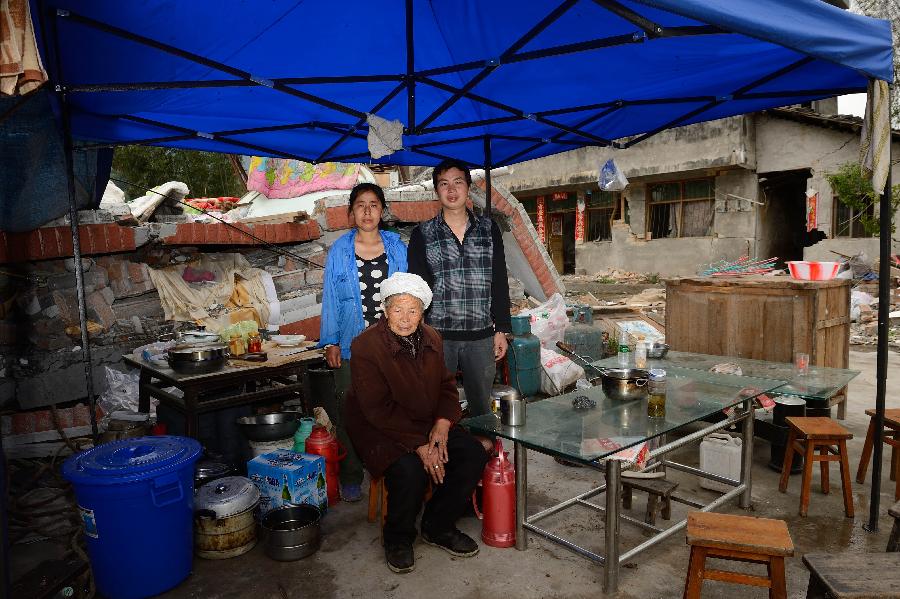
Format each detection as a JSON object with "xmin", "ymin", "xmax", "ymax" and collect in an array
[
  {"xmin": 261, "ymin": 504, "xmax": 322, "ymax": 561},
  {"xmin": 236, "ymin": 412, "xmax": 300, "ymax": 442},
  {"xmin": 194, "ymin": 476, "xmax": 260, "ymax": 560},
  {"xmin": 592, "ymin": 367, "xmax": 650, "ymax": 401},
  {"xmin": 167, "ymin": 343, "xmax": 229, "ymax": 374},
  {"xmin": 490, "ymin": 385, "xmax": 526, "ymax": 426}
]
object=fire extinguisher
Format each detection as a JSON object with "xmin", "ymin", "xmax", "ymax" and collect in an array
[
  {"xmin": 473, "ymin": 438, "xmax": 516, "ymax": 548},
  {"xmin": 304, "ymin": 425, "xmax": 346, "ymax": 506}
]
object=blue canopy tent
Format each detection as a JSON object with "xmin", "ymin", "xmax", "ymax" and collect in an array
[{"xmin": 29, "ymin": 0, "xmax": 894, "ymax": 586}]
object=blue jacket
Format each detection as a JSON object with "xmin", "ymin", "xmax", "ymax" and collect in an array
[{"xmin": 318, "ymin": 229, "xmax": 408, "ymax": 359}]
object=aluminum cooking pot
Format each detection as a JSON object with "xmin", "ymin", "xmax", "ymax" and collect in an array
[
  {"xmin": 167, "ymin": 343, "xmax": 229, "ymax": 374},
  {"xmin": 194, "ymin": 476, "xmax": 260, "ymax": 560},
  {"xmin": 261, "ymin": 504, "xmax": 322, "ymax": 561},
  {"xmin": 592, "ymin": 367, "xmax": 650, "ymax": 401}
]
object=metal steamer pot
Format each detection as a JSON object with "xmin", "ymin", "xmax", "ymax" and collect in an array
[
  {"xmin": 261, "ymin": 504, "xmax": 322, "ymax": 561},
  {"xmin": 592, "ymin": 367, "xmax": 650, "ymax": 401},
  {"xmin": 194, "ymin": 476, "xmax": 260, "ymax": 560},
  {"xmin": 167, "ymin": 343, "xmax": 229, "ymax": 374}
]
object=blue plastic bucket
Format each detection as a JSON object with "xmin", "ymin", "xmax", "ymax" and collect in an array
[{"xmin": 63, "ymin": 436, "xmax": 202, "ymax": 599}]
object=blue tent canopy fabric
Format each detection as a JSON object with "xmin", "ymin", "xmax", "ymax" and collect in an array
[{"xmin": 32, "ymin": 0, "xmax": 892, "ymax": 168}]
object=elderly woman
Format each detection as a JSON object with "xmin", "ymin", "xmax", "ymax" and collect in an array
[{"xmin": 345, "ymin": 272, "xmax": 489, "ymax": 574}]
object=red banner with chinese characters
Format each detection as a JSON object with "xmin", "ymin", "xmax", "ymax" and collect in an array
[
  {"xmin": 551, "ymin": 191, "xmax": 568, "ymax": 201},
  {"xmin": 575, "ymin": 197, "xmax": 585, "ymax": 244},
  {"xmin": 536, "ymin": 196, "xmax": 546, "ymax": 244},
  {"xmin": 806, "ymin": 191, "xmax": 818, "ymax": 232}
]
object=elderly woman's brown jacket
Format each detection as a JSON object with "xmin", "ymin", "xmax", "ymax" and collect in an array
[{"xmin": 344, "ymin": 318, "xmax": 461, "ymax": 478}]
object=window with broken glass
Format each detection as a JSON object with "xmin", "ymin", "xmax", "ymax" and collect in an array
[
  {"xmin": 646, "ymin": 179, "xmax": 715, "ymax": 239},
  {"xmin": 586, "ymin": 190, "xmax": 620, "ymax": 241},
  {"xmin": 832, "ymin": 197, "xmax": 876, "ymax": 238}
]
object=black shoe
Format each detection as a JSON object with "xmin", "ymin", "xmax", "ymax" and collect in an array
[
  {"xmin": 384, "ymin": 543, "xmax": 415, "ymax": 574},
  {"xmin": 421, "ymin": 528, "xmax": 479, "ymax": 557}
]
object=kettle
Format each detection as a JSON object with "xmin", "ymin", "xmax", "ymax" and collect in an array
[{"xmin": 490, "ymin": 385, "xmax": 526, "ymax": 427}]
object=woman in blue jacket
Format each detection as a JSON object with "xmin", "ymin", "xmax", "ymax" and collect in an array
[{"xmin": 318, "ymin": 182, "xmax": 408, "ymax": 501}]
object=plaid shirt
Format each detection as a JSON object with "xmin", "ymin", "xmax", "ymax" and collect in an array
[{"xmin": 416, "ymin": 210, "xmax": 495, "ymax": 336}]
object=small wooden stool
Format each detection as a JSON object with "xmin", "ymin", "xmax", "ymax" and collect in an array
[
  {"xmin": 683, "ymin": 511, "xmax": 793, "ymax": 599},
  {"xmin": 889, "ymin": 500, "xmax": 900, "ymax": 553},
  {"xmin": 778, "ymin": 416, "xmax": 854, "ymax": 517},
  {"xmin": 856, "ymin": 408, "xmax": 900, "ymax": 501},
  {"xmin": 622, "ymin": 478, "xmax": 679, "ymax": 525},
  {"xmin": 803, "ymin": 552, "xmax": 900, "ymax": 599}
]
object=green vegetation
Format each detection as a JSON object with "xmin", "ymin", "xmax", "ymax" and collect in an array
[
  {"xmin": 112, "ymin": 146, "xmax": 245, "ymax": 200},
  {"xmin": 825, "ymin": 162, "xmax": 899, "ymax": 236}
]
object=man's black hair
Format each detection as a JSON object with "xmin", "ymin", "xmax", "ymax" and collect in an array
[
  {"xmin": 431, "ymin": 159, "xmax": 472, "ymax": 189},
  {"xmin": 347, "ymin": 182, "xmax": 387, "ymax": 214}
]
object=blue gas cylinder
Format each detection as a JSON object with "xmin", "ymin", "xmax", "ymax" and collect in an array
[
  {"xmin": 564, "ymin": 304, "xmax": 604, "ymax": 363},
  {"xmin": 507, "ymin": 314, "xmax": 541, "ymax": 397}
]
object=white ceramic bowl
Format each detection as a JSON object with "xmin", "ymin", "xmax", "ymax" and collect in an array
[{"xmin": 786, "ymin": 261, "xmax": 840, "ymax": 281}]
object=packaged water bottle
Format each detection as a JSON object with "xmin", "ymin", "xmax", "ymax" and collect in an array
[{"xmin": 617, "ymin": 331, "xmax": 630, "ymax": 367}]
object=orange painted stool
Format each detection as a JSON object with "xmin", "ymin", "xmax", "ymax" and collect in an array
[
  {"xmin": 855, "ymin": 408, "xmax": 900, "ymax": 501},
  {"xmin": 683, "ymin": 511, "xmax": 793, "ymax": 599},
  {"xmin": 778, "ymin": 416, "xmax": 854, "ymax": 517},
  {"xmin": 367, "ymin": 477, "xmax": 432, "ymax": 526}
]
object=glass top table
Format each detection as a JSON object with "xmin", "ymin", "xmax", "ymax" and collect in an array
[
  {"xmin": 464, "ymin": 366, "xmax": 786, "ymax": 465},
  {"xmin": 591, "ymin": 351, "xmax": 859, "ymax": 403}
]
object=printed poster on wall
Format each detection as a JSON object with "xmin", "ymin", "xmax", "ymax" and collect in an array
[
  {"xmin": 575, "ymin": 197, "xmax": 585, "ymax": 245},
  {"xmin": 536, "ymin": 196, "xmax": 546, "ymax": 244},
  {"xmin": 806, "ymin": 190, "xmax": 818, "ymax": 232}
]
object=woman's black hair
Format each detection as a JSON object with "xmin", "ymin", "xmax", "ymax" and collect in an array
[{"xmin": 348, "ymin": 182, "xmax": 387, "ymax": 215}]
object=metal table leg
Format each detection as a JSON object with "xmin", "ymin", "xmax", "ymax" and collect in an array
[
  {"xmin": 515, "ymin": 441, "xmax": 527, "ymax": 550},
  {"xmin": 741, "ymin": 398, "xmax": 754, "ymax": 509},
  {"xmin": 604, "ymin": 458, "xmax": 621, "ymax": 592}
]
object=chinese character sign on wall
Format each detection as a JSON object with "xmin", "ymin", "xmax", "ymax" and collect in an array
[
  {"xmin": 536, "ymin": 196, "xmax": 546, "ymax": 244},
  {"xmin": 806, "ymin": 190, "xmax": 818, "ymax": 232},
  {"xmin": 575, "ymin": 197, "xmax": 585, "ymax": 245}
]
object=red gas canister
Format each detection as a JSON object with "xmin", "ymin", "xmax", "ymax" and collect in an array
[
  {"xmin": 304, "ymin": 425, "xmax": 345, "ymax": 506},
  {"xmin": 474, "ymin": 438, "xmax": 516, "ymax": 548}
]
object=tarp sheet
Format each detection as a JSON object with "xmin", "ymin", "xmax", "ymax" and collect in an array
[{"xmin": 30, "ymin": 0, "xmax": 893, "ymax": 169}]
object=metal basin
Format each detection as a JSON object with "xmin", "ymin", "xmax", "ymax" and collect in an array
[
  {"xmin": 592, "ymin": 367, "xmax": 649, "ymax": 401},
  {"xmin": 236, "ymin": 413, "xmax": 300, "ymax": 441},
  {"xmin": 261, "ymin": 505, "xmax": 321, "ymax": 561},
  {"xmin": 647, "ymin": 342, "xmax": 669, "ymax": 359}
]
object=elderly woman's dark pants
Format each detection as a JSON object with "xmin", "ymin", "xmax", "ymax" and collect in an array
[{"xmin": 382, "ymin": 428, "xmax": 489, "ymax": 547}]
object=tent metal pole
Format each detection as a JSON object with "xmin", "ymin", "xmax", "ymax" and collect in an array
[
  {"xmin": 405, "ymin": 0, "xmax": 415, "ymax": 133},
  {"xmin": 866, "ymin": 84, "xmax": 891, "ymax": 533},
  {"xmin": 484, "ymin": 137, "xmax": 493, "ymax": 217}
]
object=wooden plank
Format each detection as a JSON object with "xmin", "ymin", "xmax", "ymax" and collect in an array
[{"xmin": 803, "ymin": 553, "xmax": 900, "ymax": 598}]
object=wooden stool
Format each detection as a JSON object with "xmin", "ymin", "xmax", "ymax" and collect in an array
[
  {"xmin": 778, "ymin": 416, "xmax": 854, "ymax": 517},
  {"xmin": 683, "ymin": 511, "xmax": 793, "ymax": 599},
  {"xmin": 803, "ymin": 553, "xmax": 900, "ymax": 599},
  {"xmin": 889, "ymin": 500, "xmax": 900, "ymax": 553},
  {"xmin": 622, "ymin": 478, "xmax": 679, "ymax": 525},
  {"xmin": 856, "ymin": 408, "xmax": 900, "ymax": 501}
]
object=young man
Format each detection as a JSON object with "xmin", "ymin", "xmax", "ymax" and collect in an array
[{"xmin": 408, "ymin": 159, "xmax": 511, "ymax": 416}]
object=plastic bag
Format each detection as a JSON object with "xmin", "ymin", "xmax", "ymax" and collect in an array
[
  {"xmin": 518, "ymin": 293, "xmax": 570, "ymax": 349},
  {"xmin": 599, "ymin": 158, "xmax": 629, "ymax": 191},
  {"xmin": 98, "ymin": 366, "xmax": 151, "ymax": 420},
  {"xmin": 540, "ymin": 347, "xmax": 585, "ymax": 395}
]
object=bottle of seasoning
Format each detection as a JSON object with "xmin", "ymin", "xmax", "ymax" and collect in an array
[
  {"xmin": 647, "ymin": 368, "xmax": 666, "ymax": 418},
  {"xmin": 247, "ymin": 331, "xmax": 262, "ymax": 354},
  {"xmin": 229, "ymin": 333, "xmax": 246, "ymax": 357}
]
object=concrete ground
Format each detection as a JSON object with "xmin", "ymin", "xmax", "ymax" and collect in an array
[{"xmin": 165, "ymin": 349, "xmax": 899, "ymax": 599}]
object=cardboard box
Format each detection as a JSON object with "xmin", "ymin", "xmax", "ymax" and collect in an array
[{"xmin": 247, "ymin": 450, "xmax": 328, "ymax": 515}]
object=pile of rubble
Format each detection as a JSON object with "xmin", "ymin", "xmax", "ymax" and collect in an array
[
  {"xmin": 849, "ymin": 280, "xmax": 900, "ymax": 347},
  {"xmin": 565, "ymin": 268, "xmax": 660, "ymax": 284}
]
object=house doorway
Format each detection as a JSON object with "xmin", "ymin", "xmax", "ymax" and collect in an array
[{"xmin": 757, "ymin": 169, "xmax": 822, "ymax": 265}]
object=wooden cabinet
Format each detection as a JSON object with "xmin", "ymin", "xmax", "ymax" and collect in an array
[{"xmin": 665, "ymin": 277, "xmax": 851, "ymax": 416}]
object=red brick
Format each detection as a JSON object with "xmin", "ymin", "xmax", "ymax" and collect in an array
[
  {"xmin": 127, "ymin": 262, "xmax": 145, "ymax": 283},
  {"xmin": 279, "ymin": 315, "xmax": 321, "ymax": 341},
  {"xmin": 11, "ymin": 412, "xmax": 34, "ymax": 435},
  {"xmin": 86, "ymin": 290, "xmax": 116, "ymax": 330},
  {"xmin": 325, "ymin": 206, "xmax": 351, "ymax": 230}
]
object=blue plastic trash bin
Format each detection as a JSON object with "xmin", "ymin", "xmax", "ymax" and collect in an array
[{"xmin": 63, "ymin": 436, "xmax": 202, "ymax": 599}]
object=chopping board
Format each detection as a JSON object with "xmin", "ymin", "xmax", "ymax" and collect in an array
[{"xmin": 229, "ymin": 340, "xmax": 321, "ymax": 368}]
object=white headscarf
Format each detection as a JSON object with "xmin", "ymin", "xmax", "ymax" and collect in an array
[{"xmin": 380, "ymin": 272, "xmax": 432, "ymax": 310}]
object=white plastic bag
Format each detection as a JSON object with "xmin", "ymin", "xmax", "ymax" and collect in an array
[
  {"xmin": 518, "ymin": 293, "xmax": 570, "ymax": 349},
  {"xmin": 98, "ymin": 366, "xmax": 150, "ymax": 420},
  {"xmin": 599, "ymin": 158, "xmax": 629, "ymax": 191},
  {"xmin": 540, "ymin": 348, "xmax": 585, "ymax": 395}
]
